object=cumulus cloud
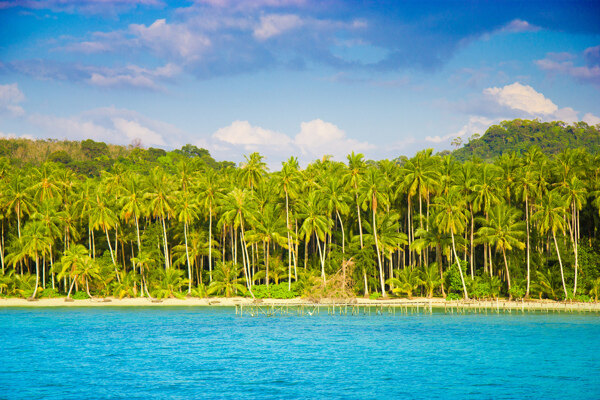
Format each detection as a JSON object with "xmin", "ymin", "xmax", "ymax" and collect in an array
[
  {"xmin": 0, "ymin": 0, "xmax": 164, "ymax": 15},
  {"xmin": 499, "ymin": 19, "xmax": 540, "ymax": 33},
  {"xmin": 88, "ymin": 63, "xmax": 181, "ymax": 90},
  {"xmin": 294, "ymin": 119, "xmax": 373, "ymax": 159},
  {"xmin": 28, "ymin": 106, "xmax": 183, "ymax": 147},
  {"xmin": 536, "ymin": 46, "xmax": 600, "ymax": 88},
  {"xmin": 130, "ymin": 19, "xmax": 211, "ymax": 61},
  {"xmin": 208, "ymin": 119, "xmax": 374, "ymax": 164},
  {"xmin": 583, "ymin": 113, "xmax": 600, "ymax": 126},
  {"xmin": 0, "ymin": 83, "xmax": 26, "ymax": 116},
  {"xmin": 212, "ymin": 120, "xmax": 292, "ymax": 151},
  {"xmin": 4, "ymin": 60, "xmax": 180, "ymax": 90},
  {"xmin": 426, "ymin": 116, "xmax": 497, "ymax": 144},
  {"xmin": 253, "ymin": 14, "xmax": 304, "ymax": 40},
  {"xmin": 483, "ymin": 82, "xmax": 558, "ymax": 115}
]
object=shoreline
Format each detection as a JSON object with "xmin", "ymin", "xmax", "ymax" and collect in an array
[{"xmin": 1, "ymin": 296, "xmax": 600, "ymax": 312}]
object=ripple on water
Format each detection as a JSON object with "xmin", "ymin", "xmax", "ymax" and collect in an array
[{"xmin": 0, "ymin": 307, "xmax": 599, "ymax": 400}]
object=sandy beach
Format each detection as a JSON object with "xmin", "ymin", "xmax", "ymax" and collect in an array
[{"xmin": 2, "ymin": 296, "xmax": 600, "ymax": 312}]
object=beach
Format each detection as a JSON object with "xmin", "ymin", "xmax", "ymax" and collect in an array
[{"xmin": 2, "ymin": 296, "xmax": 600, "ymax": 312}]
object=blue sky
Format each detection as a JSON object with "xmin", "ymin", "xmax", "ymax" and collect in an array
[{"xmin": 1, "ymin": 0, "xmax": 599, "ymax": 167}]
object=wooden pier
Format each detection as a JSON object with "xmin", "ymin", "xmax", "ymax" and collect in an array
[{"xmin": 235, "ymin": 300, "xmax": 600, "ymax": 317}]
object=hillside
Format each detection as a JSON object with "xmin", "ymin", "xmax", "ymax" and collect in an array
[
  {"xmin": 452, "ymin": 119, "xmax": 600, "ymax": 161},
  {"xmin": 0, "ymin": 138, "xmax": 234, "ymax": 176}
]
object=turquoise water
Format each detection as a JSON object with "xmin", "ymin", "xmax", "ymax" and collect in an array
[{"xmin": 1, "ymin": 308, "xmax": 599, "ymax": 399}]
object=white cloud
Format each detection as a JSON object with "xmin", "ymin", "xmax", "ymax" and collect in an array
[
  {"xmin": 484, "ymin": 82, "xmax": 558, "ymax": 115},
  {"xmin": 0, "ymin": 130, "xmax": 34, "ymax": 140},
  {"xmin": 209, "ymin": 119, "xmax": 374, "ymax": 165},
  {"xmin": 426, "ymin": 116, "xmax": 497, "ymax": 143},
  {"xmin": 500, "ymin": 19, "xmax": 540, "ymax": 33},
  {"xmin": 294, "ymin": 119, "xmax": 374, "ymax": 160},
  {"xmin": 253, "ymin": 14, "xmax": 303, "ymax": 40},
  {"xmin": 553, "ymin": 107, "xmax": 579, "ymax": 124},
  {"xmin": 28, "ymin": 106, "xmax": 183, "ymax": 147},
  {"xmin": 130, "ymin": 19, "xmax": 211, "ymax": 61},
  {"xmin": 112, "ymin": 118, "xmax": 166, "ymax": 146},
  {"xmin": 536, "ymin": 47, "xmax": 600, "ymax": 87},
  {"xmin": 0, "ymin": 83, "xmax": 25, "ymax": 116},
  {"xmin": 583, "ymin": 113, "xmax": 600, "ymax": 126},
  {"xmin": 88, "ymin": 63, "xmax": 181, "ymax": 90},
  {"xmin": 212, "ymin": 120, "xmax": 292, "ymax": 151}
]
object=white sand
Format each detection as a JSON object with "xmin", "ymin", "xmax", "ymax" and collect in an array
[{"xmin": 1, "ymin": 296, "xmax": 599, "ymax": 311}]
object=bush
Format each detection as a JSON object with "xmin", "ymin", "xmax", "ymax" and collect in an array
[
  {"xmin": 252, "ymin": 283, "xmax": 299, "ymax": 299},
  {"xmin": 71, "ymin": 291, "xmax": 89, "ymax": 300},
  {"xmin": 39, "ymin": 288, "xmax": 62, "ymax": 298},
  {"xmin": 446, "ymin": 293, "xmax": 461, "ymax": 301},
  {"xmin": 369, "ymin": 292, "xmax": 381, "ymax": 300}
]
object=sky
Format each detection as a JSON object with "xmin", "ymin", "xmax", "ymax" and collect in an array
[{"xmin": 0, "ymin": 0, "xmax": 599, "ymax": 168}]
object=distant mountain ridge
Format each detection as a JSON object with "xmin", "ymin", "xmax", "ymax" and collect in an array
[{"xmin": 452, "ymin": 119, "xmax": 600, "ymax": 161}]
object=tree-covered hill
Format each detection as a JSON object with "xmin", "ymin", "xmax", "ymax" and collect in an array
[
  {"xmin": 452, "ymin": 119, "xmax": 600, "ymax": 161},
  {"xmin": 0, "ymin": 138, "xmax": 234, "ymax": 175}
]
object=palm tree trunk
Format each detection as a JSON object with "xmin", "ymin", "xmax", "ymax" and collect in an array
[
  {"xmin": 525, "ymin": 195, "xmax": 531, "ymax": 297},
  {"xmin": 502, "ymin": 248, "xmax": 512, "ymax": 298},
  {"xmin": 105, "ymin": 228, "xmax": 121, "ymax": 283},
  {"xmin": 85, "ymin": 277, "xmax": 91, "ymax": 298},
  {"xmin": 336, "ymin": 209, "xmax": 345, "ymax": 257},
  {"xmin": 470, "ymin": 204, "xmax": 475, "ymax": 278},
  {"xmin": 286, "ymin": 190, "xmax": 292, "ymax": 290},
  {"xmin": 450, "ymin": 231, "xmax": 469, "ymax": 300},
  {"xmin": 31, "ymin": 255, "xmax": 40, "ymax": 299},
  {"xmin": 373, "ymin": 207, "xmax": 386, "ymax": 297},
  {"xmin": 161, "ymin": 216, "xmax": 169, "ymax": 269},
  {"xmin": 315, "ymin": 234, "xmax": 326, "ymax": 283},
  {"xmin": 572, "ymin": 205, "xmax": 579, "ymax": 297},
  {"xmin": 552, "ymin": 231, "xmax": 569, "ymax": 299},
  {"xmin": 67, "ymin": 276, "xmax": 76, "ymax": 299},
  {"xmin": 184, "ymin": 222, "xmax": 192, "ymax": 294},
  {"xmin": 356, "ymin": 191, "xmax": 364, "ymax": 248},
  {"xmin": 208, "ymin": 207, "xmax": 213, "ymax": 282}
]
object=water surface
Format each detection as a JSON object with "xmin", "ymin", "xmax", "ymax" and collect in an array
[{"xmin": 1, "ymin": 307, "xmax": 599, "ymax": 399}]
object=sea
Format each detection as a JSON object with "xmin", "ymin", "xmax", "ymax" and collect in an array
[{"xmin": 1, "ymin": 307, "xmax": 599, "ymax": 399}]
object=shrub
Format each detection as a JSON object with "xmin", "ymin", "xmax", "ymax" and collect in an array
[
  {"xmin": 369, "ymin": 292, "xmax": 381, "ymax": 300},
  {"xmin": 71, "ymin": 291, "xmax": 88, "ymax": 300},
  {"xmin": 252, "ymin": 283, "xmax": 299, "ymax": 299}
]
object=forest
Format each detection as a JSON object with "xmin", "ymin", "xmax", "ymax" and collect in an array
[{"xmin": 1, "ymin": 121, "xmax": 600, "ymax": 302}]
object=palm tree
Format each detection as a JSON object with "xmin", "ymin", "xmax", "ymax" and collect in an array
[
  {"xmin": 246, "ymin": 204, "xmax": 288, "ymax": 288},
  {"xmin": 21, "ymin": 221, "xmax": 51, "ymax": 299},
  {"xmin": 57, "ymin": 244, "xmax": 99, "ymax": 299},
  {"xmin": 239, "ymin": 152, "xmax": 267, "ymax": 190},
  {"xmin": 299, "ymin": 191, "xmax": 331, "ymax": 282},
  {"xmin": 533, "ymin": 191, "xmax": 568, "ymax": 299},
  {"xmin": 360, "ymin": 168, "xmax": 390, "ymax": 297},
  {"xmin": 386, "ymin": 267, "xmax": 422, "ymax": 298},
  {"xmin": 144, "ymin": 168, "xmax": 175, "ymax": 270},
  {"xmin": 344, "ymin": 152, "xmax": 366, "ymax": 248},
  {"xmin": 515, "ymin": 165, "xmax": 538, "ymax": 297},
  {"xmin": 198, "ymin": 169, "xmax": 223, "ymax": 282},
  {"xmin": 434, "ymin": 190, "xmax": 469, "ymax": 299},
  {"xmin": 277, "ymin": 157, "xmax": 302, "ymax": 289},
  {"xmin": 208, "ymin": 261, "xmax": 247, "ymax": 297},
  {"xmin": 557, "ymin": 177, "xmax": 587, "ymax": 296},
  {"xmin": 176, "ymin": 190, "xmax": 199, "ymax": 293},
  {"xmin": 4, "ymin": 172, "xmax": 32, "ymax": 238},
  {"xmin": 477, "ymin": 205, "xmax": 525, "ymax": 296},
  {"xmin": 90, "ymin": 188, "xmax": 121, "ymax": 281}
]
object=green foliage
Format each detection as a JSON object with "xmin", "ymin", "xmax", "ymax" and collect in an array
[
  {"xmin": 252, "ymin": 283, "xmax": 299, "ymax": 299},
  {"xmin": 39, "ymin": 288, "xmax": 62, "ymax": 298},
  {"xmin": 71, "ymin": 291, "xmax": 88, "ymax": 300},
  {"xmin": 454, "ymin": 120, "xmax": 600, "ymax": 161},
  {"xmin": 445, "ymin": 293, "xmax": 461, "ymax": 301},
  {"xmin": 369, "ymin": 292, "xmax": 381, "ymax": 300}
]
